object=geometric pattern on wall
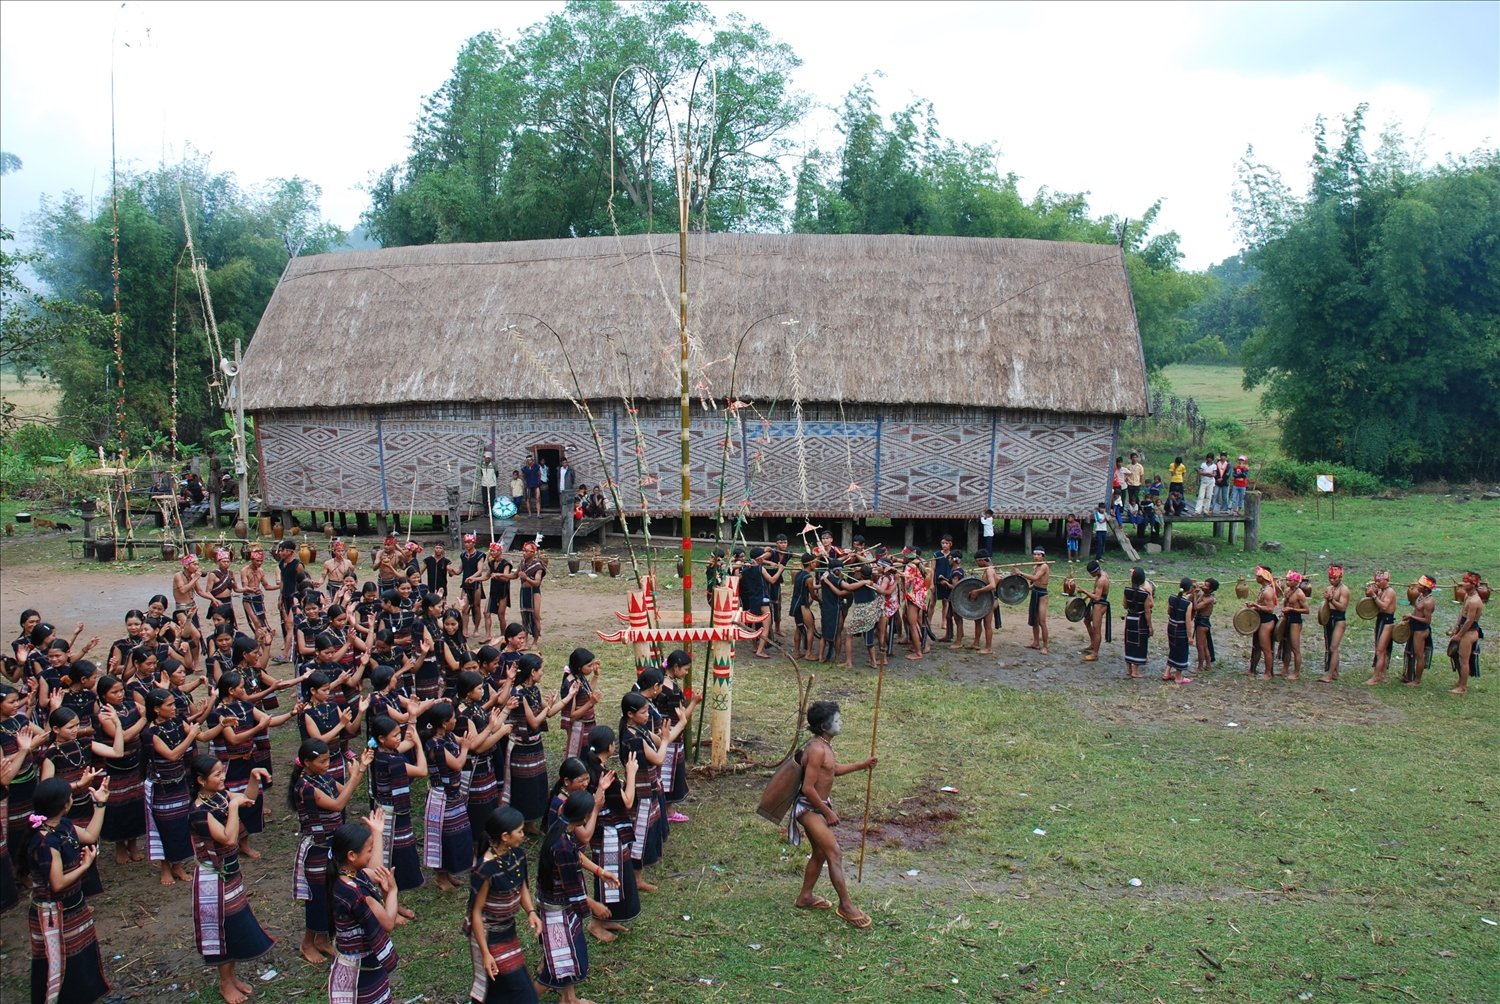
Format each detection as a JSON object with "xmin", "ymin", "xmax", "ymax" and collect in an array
[
  {"xmin": 992, "ymin": 422, "xmax": 1115, "ymax": 518},
  {"xmin": 877, "ymin": 422, "xmax": 992, "ymax": 517},
  {"xmin": 256, "ymin": 407, "xmax": 1116, "ymax": 520}
]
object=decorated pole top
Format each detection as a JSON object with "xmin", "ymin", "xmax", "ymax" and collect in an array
[{"xmin": 596, "ymin": 573, "xmax": 765, "ymax": 648}]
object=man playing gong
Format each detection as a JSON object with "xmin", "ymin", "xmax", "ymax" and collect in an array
[
  {"xmin": 1316, "ymin": 564, "xmax": 1351, "ymax": 683},
  {"xmin": 1364, "ymin": 570, "xmax": 1398, "ymax": 686},
  {"xmin": 1082, "ymin": 560, "xmax": 1110, "ymax": 663},
  {"xmin": 1015, "ymin": 548, "xmax": 1051, "ymax": 654},
  {"xmin": 1448, "ymin": 570, "xmax": 1485, "ymax": 695},
  {"xmin": 1402, "ymin": 575, "xmax": 1437, "ymax": 686},
  {"xmin": 1246, "ymin": 566, "xmax": 1278, "ymax": 679},
  {"xmin": 967, "ymin": 551, "xmax": 1000, "ymax": 655}
]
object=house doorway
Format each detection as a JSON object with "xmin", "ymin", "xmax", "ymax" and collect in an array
[{"xmin": 534, "ymin": 445, "xmax": 563, "ymax": 509}]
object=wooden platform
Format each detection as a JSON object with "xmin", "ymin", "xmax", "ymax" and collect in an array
[{"xmin": 1160, "ymin": 511, "xmax": 1252, "ymax": 552}]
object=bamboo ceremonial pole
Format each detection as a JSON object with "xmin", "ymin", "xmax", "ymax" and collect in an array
[{"xmin": 856, "ymin": 660, "xmax": 886, "ymax": 883}]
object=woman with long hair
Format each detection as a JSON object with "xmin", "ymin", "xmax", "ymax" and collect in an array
[
  {"xmin": 420, "ymin": 702, "xmax": 474, "ymax": 891},
  {"xmin": 289, "ymin": 736, "xmax": 371, "ymax": 965},
  {"xmin": 454, "ymin": 670, "xmax": 511, "ymax": 834},
  {"xmin": 535, "ymin": 790, "xmax": 615, "ymax": 1004},
  {"xmin": 209, "ymin": 671, "xmax": 298, "ymax": 860},
  {"xmin": 559, "ymin": 649, "xmax": 601, "ymax": 761},
  {"xmin": 367, "ymin": 715, "xmax": 427, "ymax": 911},
  {"xmin": 0, "ymin": 713, "xmax": 44, "ymax": 913},
  {"xmin": 187, "ymin": 754, "xmax": 274, "ymax": 1004},
  {"xmin": 326, "ymin": 815, "xmax": 399, "ymax": 1004},
  {"xmin": 94, "ymin": 674, "xmax": 148, "ymax": 864},
  {"xmin": 505, "ymin": 654, "xmax": 568, "ymax": 836},
  {"xmin": 145, "ymin": 688, "xmax": 200, "ymax": 886},
  {"xmin": 40, "ymin": 705, "xmax": 123, "ymax": 896},
  {"xmin": 1, "ymin": 683, "xmax": 42, "ymax": 880},
  {"xmin": 466, "ymin": 806, "xmax": 542, "ymax": 1004},
  {"xmin": 23, "ymin": 776, "xmax": 111, "ymax": 1004},
  {"xmin": 581, "ymin": 725, "xmax": 637, "ymax": 941},
  {"xmin": 617, "ymin": 692, "xmax": 667, "ymax": 892}
]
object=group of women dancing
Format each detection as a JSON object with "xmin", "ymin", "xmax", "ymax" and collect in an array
[{"xmin": 2, "ymin": 540, "xmax": 702, "ymax": 1004}]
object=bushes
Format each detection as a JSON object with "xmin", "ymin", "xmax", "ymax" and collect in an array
[
  {"xmin": 1256, "ymin": 459, "xmax": 1386, "ymax": 497},
  {"xmin": 5, "ymin": 422, "xmax": 68, "ymax": 462}
]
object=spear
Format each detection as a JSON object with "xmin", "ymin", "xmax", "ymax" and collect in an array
[{"xmin": 856, "ymin": 658, "xmax": 885, "ymax": 883}]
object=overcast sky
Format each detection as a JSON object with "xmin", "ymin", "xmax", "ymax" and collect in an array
[{"xmin": 1, "ymin": 0, "xmax": 1495, "ymax": 269}]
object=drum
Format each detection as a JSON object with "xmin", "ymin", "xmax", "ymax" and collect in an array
[
  {"xmin": 1232, "ymin": 607, "xmax": 1259, "ymax": 636},
  {"xmin": 491, "ymin": 496, "xmax": 518, "ymax": 520},
  {"xmin": 1316, "ymin": 602, "xmax": 1330, "ymax": 627},
  {"xmin": 1354, "ymin": 596, "xmax": 1378, "ymax": 620},
  {"xmin": 948, "ymin": 577, "xmax": 996, "ymax": 621},
  {"xmin": 997, "ymin": 573, "xmax": 1029, "ymax": 606},
  {"xmin": 1391, "ymin": 621, "xmax": 1412, "ymax": 644},
  {"xmin": 1065, "ymin": 597, "xmax": 1088, "ymax": 623}
]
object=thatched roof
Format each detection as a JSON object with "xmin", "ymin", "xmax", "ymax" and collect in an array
[{"xmin": 239, "ymin": 234, "xmax": 1147, "ymax": 415}]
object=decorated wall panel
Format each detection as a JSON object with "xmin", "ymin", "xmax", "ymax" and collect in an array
[{"xmin": 255, "ymin": 404, "xmax": 1115, "ymax": 519}]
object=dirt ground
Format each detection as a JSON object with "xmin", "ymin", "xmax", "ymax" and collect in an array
[{"xmin": 0, "ymin": 561, "xmax": 1419, "ymax": 999}]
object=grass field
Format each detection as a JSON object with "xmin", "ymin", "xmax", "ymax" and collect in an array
[
  {"xmin": 0, "ymin": 369, "xmax": 61, "ymax": 423},
  {"xmin": 1, "ymin": 494, "xmax": 1496, "ymax": 1004},
  {"xmin": 1146, "ymin": 364, "xmax": 1282, "ymax": 464}
]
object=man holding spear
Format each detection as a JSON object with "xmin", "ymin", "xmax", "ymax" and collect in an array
[{"xmin": 790, "ymin": 701, "xmax": 876, "ymax": 929}]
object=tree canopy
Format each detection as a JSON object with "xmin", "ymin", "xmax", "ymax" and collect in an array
[
  {"xmin": 791, "ymin": 82, "xmax": 1210, "ymax": 370},
  {"xmin": 26, "ymin": 155, "xmax": 341, "ymax": 449},
  {"xmin": 364, "ymin": 0, "xmax": 807, "ymax": 244},
  {"xmin": 1236, "ymin": 108, "xmax": 1500, "ymax": 480}
]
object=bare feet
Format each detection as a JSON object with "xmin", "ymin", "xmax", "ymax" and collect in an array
[
  {"xmin": 977, "ymin": 648, "xmax": 992, "ymax": 655},
  {"xmin": 171, "ymin": 864, "xmax": 192, "ymax": 883},
  {"xmin": 299, "ymin": 945, "xmax": 327, "ymax": 965},
  {"xmin": 1449, "ymin": 686, "xmax": 1467, "ymax": 694},
  {"xmin": 398, "ymin": 906, "xmax": 416, "ymax": 920},
  {"xmin": 116, "ymin": 846, "xmax": 130, "ymax": 865},
  {"xmin": 1364, "ymin": 676, "xmax": 1385, "ymax": 686},
  {"xmin": 587, "ymin": 919, "xmax": 617, "ymax": 942},
  {"xmin": 434, "ymin": 872, "xmax": 460, "ymax": 892},
  {"xmin": 904, "ymin": 653, "xmax": 923, "ymax": 661},
  {"xmin": 1024, "ymin": 643, "xmax": 1040, "ymax": 650},
  {"xmin": 233, "ymin": 977, "xmax": 255, "ymax": 995},
  {"xmin": 636, "ymin": 875, "xmax": 658, "ymax": 892},
  {"xmin": 239, "ymin": 843, "xmax": 262, "ymax": 861},
  {"xmin": 1286, "ymin": 674, "xmax": 1300, "ymax": 681},
  {"xmin": 159, "ymin": 872, "xmax": 177, "ymax": 886},
  {"xmin": 1039, "ymin": 648, "xmax": 1049, "ymax": 655},
  {"xmin": 220, "ymin": 980, "xmax": 249, "ymax": 1004}
]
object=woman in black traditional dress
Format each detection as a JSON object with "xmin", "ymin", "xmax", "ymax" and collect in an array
[
  {"xmin": 188, "ymin": 754, "xmax": 275, "ymax": 1004},
  {"xmin": 24, "ymin": 776, "xmax": 111, "ymax": 1004},
  {"xmin": 505, "ymin": 654, "xmax": 567, "ymax": 836},
  {"xmin": 1162, "ymin": 578, "xmax": 1195, "ymax": 684},
  {"xmin": 40, "ymin": 705, "xmax": 122, "ymax": 896},
  {"xmin": 466, "ymin": 805, "xmax": 542, "ymax": 1004},
  {"xmin": 95, "ymin": 674, "xmax": 148, "ymax": 863},
  {"xmin": 0, "ymin": 713, "xmax": 44, "ymax": 914},
  {"xmin": 1122, "ymin": 567, "xmax": 1152, "ymax": 680},
  {"xmin": 145, "ymin": 687, "xmax": 201, "ymax": 885},
  {"xmin": 582, "ymin": 725, "xmax": 638, "ymax": 940}
]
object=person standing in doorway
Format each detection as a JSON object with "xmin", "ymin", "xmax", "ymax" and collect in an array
[
  {"xmin": 556, "ymin": 458, "xmax": 574, "ymax": 513},
  {"xmin": 521, "ymin": 457, "xmax": 542, "ymax": 517},
  {"xmin": 477, "ymin": 451, "xmax": 499, "ymax": 517}
]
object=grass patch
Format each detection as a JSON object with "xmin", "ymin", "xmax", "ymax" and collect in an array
[{"xmin": 1, "ymin": 497, "xmax": 1496, "ymax": 1003}]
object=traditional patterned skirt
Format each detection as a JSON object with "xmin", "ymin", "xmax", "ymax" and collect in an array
[
  {"xmin": 469, "ymin": 921, "xmax": 538, "ymax": 1004},
  {"xmin": 592, "ymin": 822, "xmax": 640, "ymax": 922},
  {"xmin": 661, "ymin": 738, "xmax": 688, "ymax": 804},
  {"xmin": 414, "ymin": 661, "xmax": 443, "ymax": 702},
  {"xmin": 328, "ymin": 940, "xmax": 396, "ymax": 1004},
  {"xmin": 196, "ymin": 860, "xmax": 276, "ymax": 964},
  {"xmin": 1123, "ymin": 611, "xmax": 1149, "ymax": 666},
  {"xmin": 223, "ymin": 757, "xmax": 264, "ymax": 835},
  {"xmin": 561, "ymin": 714, "xmax": 593, "ymax": 761},
  {"xmin": 100, "ymin": 760, "xmax": 146, "ymax": 842},
  {"xmin": 1166, "ymin": 617, "xmax": 1190, "ymax": 670},
  {"xmin": 423, "ymin": 782, "xmax": 474, "ymax": 875},
  {"xmin": 535, "ymin": 903, "xmax": 587, "ymax": 990},
  {"xmin": 6, "ymin": 775, "xmax": 36, "ymax": 874},
  {"xmin": 465, "ymin": 756, "xmax": 499, "ymax": 835},
  {"xmin": 505, "ymin": 739, "xmax": 548, "ymax": 822},
  {"xmin": 374, "ymin": 803, "xmax": 424, "ymax": 892},
  {"xmin": 147, "ymin": 776, "xmax": 194, "ymax": 864},
  {"xmin": 293, "ymin": 834, "xmax": 333, "ymax": 933},
  {"xmin": 844, "ymin": 600, "xmax": 880, "ymax": 639},
  {"xmin": 29, "ymin": 892, "xmax": 109, "ymax": 1004},
  {"xmin": 0, "ymin": 794, "xmax": 14, "ymax": 913},
  {"xmin": 631, "ymin": 780, "xmax": 663, "ymax": 866}
]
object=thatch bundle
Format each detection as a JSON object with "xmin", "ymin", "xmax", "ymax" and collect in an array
[{"xmin": 239, "ymin": 233, "xmax": 1147, "ymax": 417}]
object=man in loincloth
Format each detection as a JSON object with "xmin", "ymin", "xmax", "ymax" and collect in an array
[
  {"xmin": 1246, "ymin": 565, "xmax": 1278, "ymax": 679},
  {"xmin": 1364, "ymin": 569, "xmax": 1398, "ymax": 685},
  {"xmin": 934, "ymin": 535, "xmax": 961, "ymax": 644},
  {"xmin": 1402, "ymin": 575, "xmax": 1437, "ymax": 686},
  {"xmin": 968, "ymin": 551, "xmax": 1000, "ymax": 654},
  {"xmin": 373, "ymin": 534, "xmax": 404, "ymax": 594},
  {"xmin": 173, "ymin": 553, "xmax": 211, "ymax": 632},
  {"xmin": 240, "ymin": 545, "xmax": 276, "ymax": 637},
  {"xmin": 322, "ymin": 538, "xmax": 355, "ymax": 597},
  {"xmin": 1083, "ymin": 560, "xmax": 1111, "ymax": 662},
  {"xmin": 1448, "ymin": 570, "xmax": 1485, "ymax": 695},
  {"xmin": 790, "ymin": 701, "xmax": 877, "ymax": 929},
  {"xmin": 1016, "ymin": 547, "xmax": 1051, "ymax": 654},
  {"xmin": 1317, "ymin": 564, "xmax": 1351, "ymax": 683}
]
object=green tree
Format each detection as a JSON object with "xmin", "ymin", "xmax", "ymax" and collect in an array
[
  {"xmin": 364, "ymin": 0, "xmax": 807, "ymax": 245},
  {"xmin": 1180, "ymin": 254, "xmax": 1262, "ymax": 362},
  {"xmin": 27, "ymin": 155, "xmax": 341, "ymax": 448},
  {"xmin": 1237, "ymin": 108, "xmax": 1500, "ymax": 480}
]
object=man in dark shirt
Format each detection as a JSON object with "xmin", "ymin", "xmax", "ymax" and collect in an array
[
  {"xmin": 739, "ymin": 547, "xmax": 770, "ymax": 658},
  {"xmin": 521, "ymin": 457, "xmax": 543, "ymax": 516}
]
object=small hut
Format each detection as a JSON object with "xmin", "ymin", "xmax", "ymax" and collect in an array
[{"xmin": 238, "ymin": 233, "xmax": 1147, "ymax": 543}]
